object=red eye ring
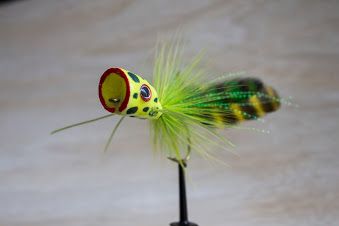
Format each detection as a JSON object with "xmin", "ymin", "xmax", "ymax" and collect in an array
[{"xmin": 140, "ymin": 84, "xmax": 152, "ymax": 102}]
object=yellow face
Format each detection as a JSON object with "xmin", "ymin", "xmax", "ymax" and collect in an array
[{"xmin": 99, "ymin": 68, "xmax": 162, "ymax": 119}]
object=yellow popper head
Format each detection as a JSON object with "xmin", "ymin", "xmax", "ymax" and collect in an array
[{"xmin": 98, "ymin": 68, "xmax": 162, "ymax": 119}]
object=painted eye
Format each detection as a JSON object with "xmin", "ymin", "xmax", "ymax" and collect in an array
[{"xmin": 140, "ymin": 84, "xmax": 152, "ymax": 101}]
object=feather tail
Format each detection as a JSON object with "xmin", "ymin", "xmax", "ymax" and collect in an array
[{"xmin": 202, "ymin": 78, "xmax": 281, "ymax": 124}]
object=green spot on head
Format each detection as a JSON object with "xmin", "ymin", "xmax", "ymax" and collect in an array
[
  {"xmin": 128, "ymin": 72, "xmax": 140, "ymax": 83},
  {"xmin": 133, "ymin": 93, "xmax": 138, "ymax": 99},
  {"xmin": 127, "ymin": 106, "xmax": 138, "ymax": 114},
  {"xmin": 143, "ymin": 107, "xmax": 149, "ymax": 112},
  {"xmin": 154, "ymin": 98, "xmax": 158, "ymax": 103}
]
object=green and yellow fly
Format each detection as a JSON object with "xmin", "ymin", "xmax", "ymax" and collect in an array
[{"xmin": 52, "ymin": 39, "xmax": 282, "ymax": 162}]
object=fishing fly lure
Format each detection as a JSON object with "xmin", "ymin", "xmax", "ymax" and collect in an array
[{"xmin": 52, "ymin": 40, "xmax": 281, "ymax": 161}]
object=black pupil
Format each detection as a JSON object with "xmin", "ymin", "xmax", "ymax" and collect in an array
[{"xmin": 140, "ymin": 86, "xmax": 150, "ymax": 98}]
